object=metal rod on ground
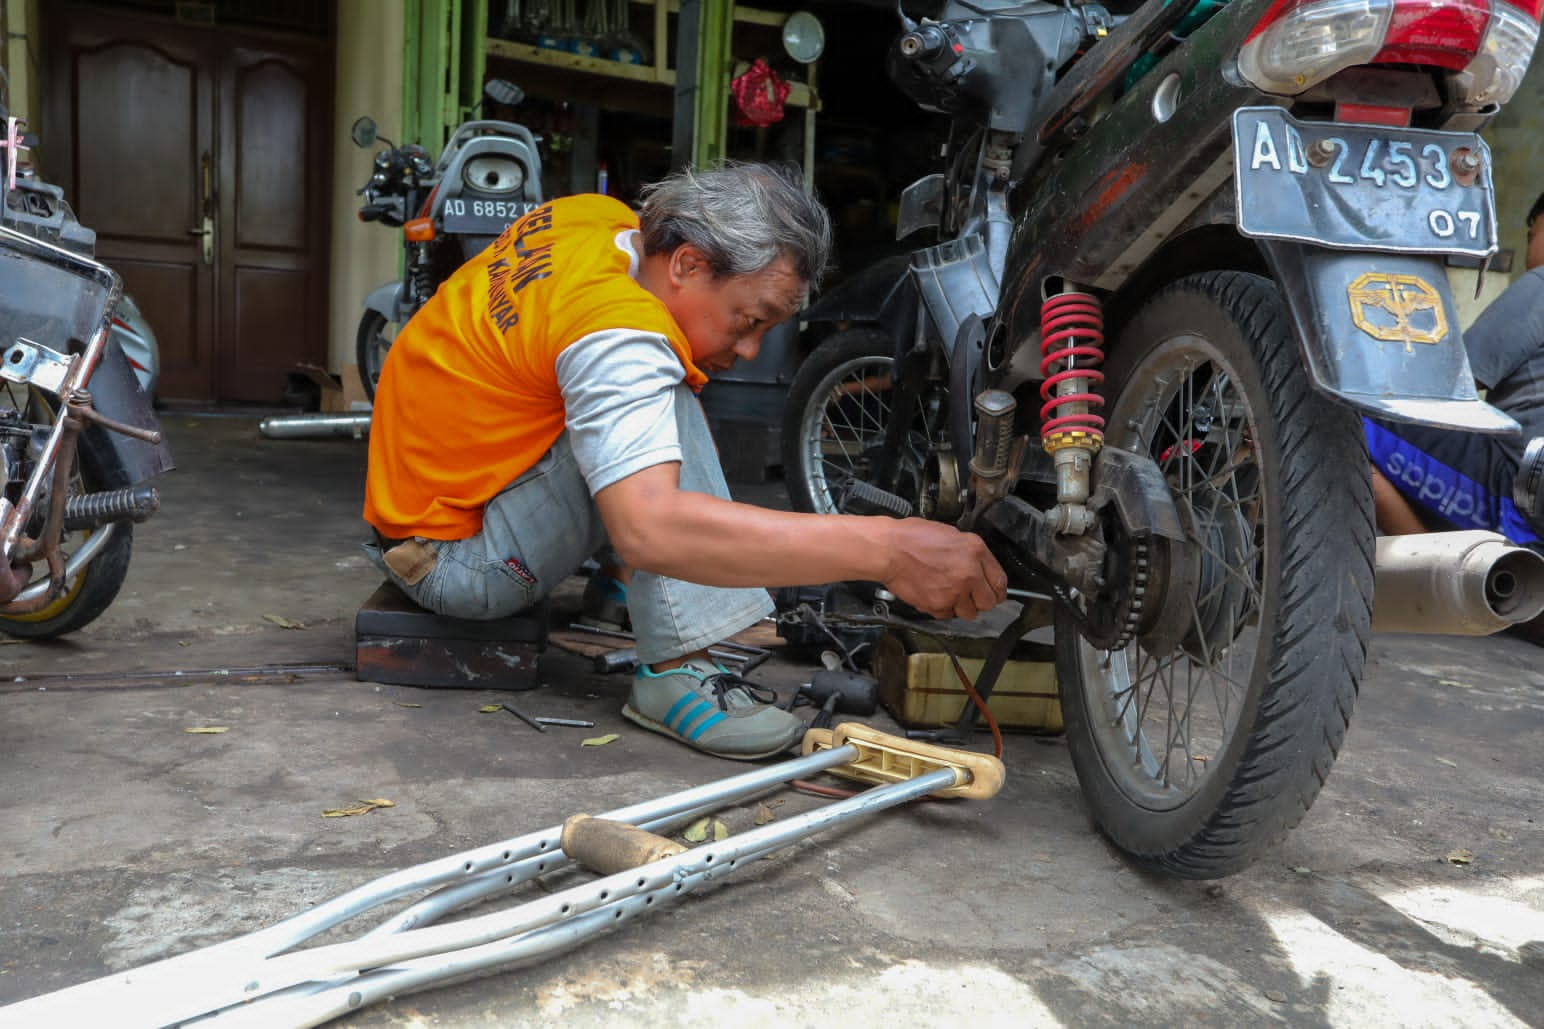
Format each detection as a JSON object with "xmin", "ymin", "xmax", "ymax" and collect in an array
[
  {"xmin": 501, "ymin": 703, "xmax": 545, "ymax": 732},
  {"xmin": 569, "ymin": 622, "xmax": 770, "ymax": 658},
  {"xmin": 257, "ymin": 412, "xmax": 372, "ymax": 440},
  {"xmin": 592, "ymin": 646, "xmax": 763, "ymax": 675}
]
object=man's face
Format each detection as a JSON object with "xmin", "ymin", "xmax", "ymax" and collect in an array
[
  {"xmin": 1527, "ymin": 215, "xmax": 1543, "ymax": 272},
  {"xmin": 667, "ymin": 250, "xmax": 806, "ymax": 373}
]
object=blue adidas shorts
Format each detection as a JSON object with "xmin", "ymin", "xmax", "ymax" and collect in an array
[{"xmin": 1364, "ymin": 417, "xmax": 1539, "ymax": 547}]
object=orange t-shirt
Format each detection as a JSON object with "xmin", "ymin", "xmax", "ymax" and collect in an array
[{"xmin": 363, "ymin": 194, "xmax": 707, "ymax": 540}]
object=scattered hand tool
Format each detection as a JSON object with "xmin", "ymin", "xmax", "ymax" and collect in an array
[
  {"xmin": 591, "ymin": 644, "xmax": 767, "ymax": 676},
  {"xmin": 532, "ymin": 716, "xmax": 596, "ymax": 728},
  {"xmin": 798, "ymin": 668, "xmax": 880, "ymax": 729},
  {"xmin": 501, "ymin": 702, "xmax": 546, "ymax": 733}
]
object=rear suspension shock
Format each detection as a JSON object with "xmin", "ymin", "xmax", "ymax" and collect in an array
[{"xmin": 1039, "ymin": 291, "xmax": 1106, "ymax": 535}]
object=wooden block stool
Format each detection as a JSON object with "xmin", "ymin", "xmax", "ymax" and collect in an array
[{"xmin": 355, "ymin": 581, "xmax": 548, "ymax": 690}]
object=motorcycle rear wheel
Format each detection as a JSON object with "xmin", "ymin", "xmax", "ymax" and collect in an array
[
  {"xmin": 356, "ymin": 309, "xmax": 402, "ymax": 402},
  {"xmin": 1055, "ymin": 271, "xmax": 1374, "ymax": 879},
  {"xmin": 0, "ymin": 388, "xmax": 136, "ymax": 639}
]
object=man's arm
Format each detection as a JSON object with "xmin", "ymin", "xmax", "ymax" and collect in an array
[{"xmin": 595, "ymin": 462, "xmax": 1008, "ymax": 621}]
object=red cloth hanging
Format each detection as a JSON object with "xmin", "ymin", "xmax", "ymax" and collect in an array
[{"xmin": 731, "ymin": 59, "xmax": 791, "ymax": 127}]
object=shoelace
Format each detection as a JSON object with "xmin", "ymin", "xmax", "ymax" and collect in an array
[{"xmin": 702, "ymin": 671, "xmax": 779, "ymax": 711}]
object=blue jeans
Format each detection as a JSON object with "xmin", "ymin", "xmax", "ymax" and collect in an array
[{"xmin": 364, "ymin": 385, "xmax": 774, "ymax": 664}]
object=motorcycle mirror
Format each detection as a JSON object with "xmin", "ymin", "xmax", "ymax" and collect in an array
[
  {"xmin": 483, "ymin": 78, "xmax": 525, "ymax": 108},
  {"xmin": 350, "ymin": 116, "xmax": 378, "ymax": 149},
  {"xmin": 781, "ymin": 11, "xmax": 825, "ymax": 64}
]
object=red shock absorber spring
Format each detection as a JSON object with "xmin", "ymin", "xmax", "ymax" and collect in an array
[{"xmin": 1038, "ymin": 291, "xmax": 1106, "ymax": 444}]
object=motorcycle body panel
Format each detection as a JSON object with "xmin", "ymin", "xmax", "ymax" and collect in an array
[
  {"xmin": 109, "ymin": 292, "xmax": 160, "ymax": 399},
  {"xmin": 996, "ymin": 0, "xmax": 1513, "ymax": 433},
  {"xmin": 1000, "ymin": 1, "xmax": 1254, "ymax": 327},
  {"xmin": 909, "ymin": 233, "xmax": 999, "ymax": 361},
  {"xmin": 897, "ymin": 174, "xmax": 945, "ymax": 239}
]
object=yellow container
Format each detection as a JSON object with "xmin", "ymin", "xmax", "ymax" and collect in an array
[{"xmin": 872, "ymin": 629, "xmax": 1063, "ymax": 733}]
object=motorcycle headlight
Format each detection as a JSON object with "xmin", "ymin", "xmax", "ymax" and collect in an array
[{"xmin": 462, "ymin": 157, "xmax": 525, "ymax": 195}]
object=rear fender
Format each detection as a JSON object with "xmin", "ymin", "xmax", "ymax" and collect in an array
[
  {"xmin": 78, "ymin": 338, "xmax": 174, "ymax": 488},
  {"xmin": 1260, "ymin": 241, "xmax": 1517, "ymax": 434},
  {"xmin": 364, "ymin": 281, "xmax": 405, "ymax": 323}
]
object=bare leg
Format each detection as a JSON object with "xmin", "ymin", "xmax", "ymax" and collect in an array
[{"xmin": 1370, "ymin": 466, "xmax": 1428, "ymax": 535}]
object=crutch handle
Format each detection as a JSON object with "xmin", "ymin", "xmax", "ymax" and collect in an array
[
  {"xmin": 561, "ymin": 815, "xmax": 688, "ymax": 874},
  {"xmin": 800, "ymin": 721, "xmax": 1006, "ymax": 800}
]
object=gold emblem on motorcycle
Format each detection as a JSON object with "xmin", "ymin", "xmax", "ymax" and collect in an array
[{"xmin": 1347, "ymin": 272, "xmax": 1447, "ymax": 352}]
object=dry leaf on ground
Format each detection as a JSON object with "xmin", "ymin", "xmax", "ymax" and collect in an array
[
  {"xmin": 323, "ymin": 798, "xmax": 396, "ymax": 818},
  {"xmin": 183, "ymin": 726, "xmax": 229, "ymax": 734},
  {"xmin": 263, "ymin": 614, "xmax": 307, "ymax": 630},
  {"xmin": 684, "ymin": 817, "xmax": 729, "ymax": 842}
]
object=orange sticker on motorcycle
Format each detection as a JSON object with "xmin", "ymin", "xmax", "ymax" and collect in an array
[{"xmin": 1347, "ymin": 272, "xmax": 1447, "ymax": 352}]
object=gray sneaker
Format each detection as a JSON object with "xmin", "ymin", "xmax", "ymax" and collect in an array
[{"xmin": 622, "ymin": 657, "xmax": 804, "ymax": 760}]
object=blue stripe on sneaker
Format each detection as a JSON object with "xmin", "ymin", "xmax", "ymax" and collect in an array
[
  {"xmin": 673, "ymin": 700, "xmax": 715, "ymax": 736},
  {"xmin": 685, "ymin": 710, "xmax": 727, "ymax": 741},
  {"xmin": 662, "ymin": 694, "xmax": 697, "ymax": 730}
]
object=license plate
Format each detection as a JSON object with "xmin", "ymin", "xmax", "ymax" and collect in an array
[
  {"xmin": 1232, "ymin": 107, "xmax": 1497, "ymax": 259},
  {"xmin": 439, "ymin": 198, "xmax": 538, "ymax": 237}
]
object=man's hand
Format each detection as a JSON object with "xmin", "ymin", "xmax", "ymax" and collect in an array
[
  {"xmin": 880, "ymin": 519, "xmax": 1008, "ymax": 621},
  {"xmin": 595, "ymin": 464, "xmax": 1009, "ymax": 618}
]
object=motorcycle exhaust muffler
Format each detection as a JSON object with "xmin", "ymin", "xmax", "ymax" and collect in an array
[{"xmin": 1372, "ymin": 530, "xmax": 1544, "ymax": 636}]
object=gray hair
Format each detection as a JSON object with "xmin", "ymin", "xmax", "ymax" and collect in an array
[{"xmin": 637, "ymin": 161, "xmax": 833, "ymax": 286}]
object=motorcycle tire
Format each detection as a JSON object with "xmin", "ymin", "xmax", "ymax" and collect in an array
[
  {"xmin": 355, "ymin": 309, "xmax": 401, "ymax": 403},
  {"xmin": 0, "ymin": 390, "xmax": 136, "ymax": 639},
  {"xmin": 0, "ymin": 523, "xmax": 133, "ymax": 639},
  {"xmin": 1054, "ymin": 270, "xmax": 1374, "ymax": 879},
  {"xmin": 782, "ymin": 327, "xmax": 943, "ymax": 516}
]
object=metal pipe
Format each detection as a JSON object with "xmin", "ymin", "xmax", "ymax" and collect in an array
[
  {"xmin": 1372, "ymin": 530, "xmax": 1544, "ymax": 636},
  {"xmin": 257, "ymin": 412, "xmax": 372, "ymax": 440}
]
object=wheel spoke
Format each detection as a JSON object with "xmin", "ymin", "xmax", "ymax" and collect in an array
[{"xmin": 1075, "ymin": 339, "xmax": 1275, "ymax": 807}]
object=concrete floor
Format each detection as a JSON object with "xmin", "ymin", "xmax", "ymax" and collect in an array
[{"xmin": 0, "ymin": 412, "xmax": 1541, "ymax": 1027}]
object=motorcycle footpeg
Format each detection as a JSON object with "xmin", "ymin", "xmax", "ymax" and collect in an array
[
  {"xmin": 837, "ymin": 479, "xmax": 913, "ymax": 519},
  {"xmin": 62, "ymin": 485, "xmax": 160, "ymax": 530}
]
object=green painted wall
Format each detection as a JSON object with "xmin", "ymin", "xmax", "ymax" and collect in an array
[{"xmin": 1484, "ymin": 56, "xmax": 1544, "ymax": 273}]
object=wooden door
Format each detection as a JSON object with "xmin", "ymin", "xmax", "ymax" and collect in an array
[{"xmin": 45, "ymin": 7, "xmax": 331, "ymax": 405}]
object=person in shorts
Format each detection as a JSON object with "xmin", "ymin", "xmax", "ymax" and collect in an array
[{"xmin": 1367, "ymin": 191, "xmax": 1544, "ymax": 551}]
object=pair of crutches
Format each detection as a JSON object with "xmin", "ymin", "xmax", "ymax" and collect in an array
[{"xmin": 1, "ymin": 723, "xmax": 1004, "ymax": 1029}]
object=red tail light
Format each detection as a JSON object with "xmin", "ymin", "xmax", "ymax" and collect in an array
[
  {"xmin": 1240, "ymin": 0, "xmax": 1540, "ymax": 102},
  {"xmin": 1378, "ymin": 0, "xmax": 1489, "ymax": 69}
]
